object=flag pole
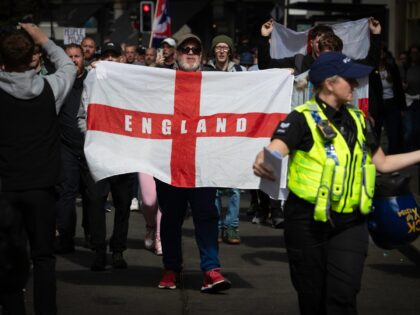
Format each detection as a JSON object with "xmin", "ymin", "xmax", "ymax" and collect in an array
[{"xmin": 148, "ymin": 0, "xmax": 160, "ymax": 48}]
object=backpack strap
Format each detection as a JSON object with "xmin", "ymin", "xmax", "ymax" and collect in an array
[{"xmin": 233, "ymin": 64, "xmax": 243, "ymax": 71}]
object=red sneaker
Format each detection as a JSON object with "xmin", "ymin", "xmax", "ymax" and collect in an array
[
  {"xmin": 201, "ymin": 268, "xmax": 231, "ymax": 293},
  {"xmin": 158, "ymin": 270, "xmax": 177, "ymax": 289}
]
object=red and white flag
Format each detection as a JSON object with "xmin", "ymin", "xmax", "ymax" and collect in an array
[{"xmin": 84, "ymin": 62, "xmax": 293, "ymax": 188}]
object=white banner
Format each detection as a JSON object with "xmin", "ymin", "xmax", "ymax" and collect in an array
[
  {"xmin": 64, "ymin": 27, "xmax": 86, "ymax": 45},
  {"xmin": 270, "ymin": 18, "xmax": 370, "ymax": 60}
]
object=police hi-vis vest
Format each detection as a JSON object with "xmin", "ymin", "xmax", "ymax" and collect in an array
[{"xmin": 288, "ymin": 99, "xmax": 376, "ymax": 222}]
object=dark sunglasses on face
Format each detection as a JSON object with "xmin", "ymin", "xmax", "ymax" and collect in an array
[{"xmin": 179, "ymin": 46, "xmax": 201, "ymax": 55}]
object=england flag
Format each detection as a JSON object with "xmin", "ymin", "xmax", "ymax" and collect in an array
[{"xmin": 83, "ymin": 62, "xmax": 293, "ymax": 188}]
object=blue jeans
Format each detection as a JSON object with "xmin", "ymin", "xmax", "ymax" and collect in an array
[
  {"xmin": 155, "ymin": 180, "xmax": 220, "ymax": 272},
  {"xmin": 215, "ymin": 188, "xmax": 240, "ymax": 229}
]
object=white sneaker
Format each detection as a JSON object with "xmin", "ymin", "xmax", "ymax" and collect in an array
[
  {"xmin": 145, "ymin": 227, "xmax": 155, "ymax": 250},
  {"xmin": 155, "ymin": 238, "xmax": 163, "ymax": 256},
  {"xmin": 130, "ymin": 198, "xmax": 139, "ymax": 211}
]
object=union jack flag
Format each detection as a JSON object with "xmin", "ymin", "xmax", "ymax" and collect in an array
[{"xmin": 151, "ymin": 0, "xmax": 172, "ymax": 47}]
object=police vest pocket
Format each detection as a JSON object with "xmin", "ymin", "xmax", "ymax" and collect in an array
[
  {"xmin": 360, "ymin": 164, "xmax": 376, "ymax": 215},
  {"xmin": 314, "ymin": 158, "xmax": 335, "ymax": 222},
  {"xmin": 331, "ymin": 165, "xmax": 346, "ymax": 201}
]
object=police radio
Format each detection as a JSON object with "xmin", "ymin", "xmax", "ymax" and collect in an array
[{"xmin": 317, "ymin": 120, "xmax": 337, "ymax": 142}]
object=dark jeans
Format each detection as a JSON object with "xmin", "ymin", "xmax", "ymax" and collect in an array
[
  {"xmin": 402, "ymin": 100, "xmax": 420, "ymax": 152},
  {"xmin": 56, "ymin": 145, "xmax": 93, "ymax": 243},
  {"xmin": 131, "ymin": 173, "xmax": 139, "ymax": 200},
  {"xmin": 382, "ymin": 98, "xmax": 403, "ymax": 154},
  {"xmin": 89, "ymin": 174, "xmax": 132, "ymax": 252},
  {"xmin": 284, "ymin": 195, "xmax": 368, "ymax": 315},
  {"xmin": 155, "ymin": 179, "xmax": 220, "ymax": 272},
  {"xmin": 2, "ymin": 188, "xmax": 57, "ymax": 315},
  {"xmin": 250, "ymin": 189, "xmax": 270, "ymax": 209}
]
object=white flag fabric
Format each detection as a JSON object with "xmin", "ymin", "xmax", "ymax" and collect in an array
[
  {"xmin": 84, "ymin": 62, "xmax": 293, "ymax": 188},
  {"xmin": 270, "ymin": 18, "xmax": 370, "ymax": 60}
]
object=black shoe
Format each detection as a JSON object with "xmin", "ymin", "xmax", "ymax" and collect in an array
[
  {"xmin": 252, "ymin": 210, "xmax": 268, "ymax": 224},
  {"xmin": 112, "ymin": 252, "xmax": 128, "ymax": 269},
  {"xmin": 246, "ymin": 202, "xmax": 259, "ymax": 216},
  {"xmin": 252, "ymin": 215, "xmax": 266, "ymax": 224},
  {"xmin": 271, "ymin": 216, "xmax": 284, "ymax": 229},
  {"xmin": 270, "ymin": 203, "xmax": 284, "ymax": 228},
  {"xmin": 54, "ymin": 236, "xmax": 75, "ymax": 254},
  {"xmin": 91, "ymin": 251, "xmax": 107, "ymax": 271},
  {"xmin": 83, "ymin": 234, "xmax": 92, "ymax": 249}
]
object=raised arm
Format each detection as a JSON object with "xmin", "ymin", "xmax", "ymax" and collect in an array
[
  {"xmin": 257, "ymin": 19, "xmax": 296, "ymax": 70},
  {"xmin": 355, "ymin": 17, "xmax": 382, "ymax": 68},
  {"xmin": 20, "ymin": 23, "xmax": 76, "ymax": 114}
]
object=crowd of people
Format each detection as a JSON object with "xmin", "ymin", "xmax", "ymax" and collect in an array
[{"xmin": 0, "ymin": 16, "xmax": 420, "ymax": 315}]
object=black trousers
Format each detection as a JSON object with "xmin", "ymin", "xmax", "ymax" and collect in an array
[
  {"xmin": 2, "ymin": 188, "xmax": 57, "ymax": 315},
  {"xmin": 89, "ymin": 174, "xmax": 132, "ymax": 252},
  {"xmin": 381, "ymin": 98, "xmax": 403, "ymax": 154},
  {"xmin": 284, "ymin": 195, "xmax": 368, "ymax": 315},
  {"xmin": 55, "ymin": 144, "xmax": 93, "ymax": 243}
]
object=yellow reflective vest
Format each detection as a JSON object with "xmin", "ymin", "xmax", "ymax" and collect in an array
[{"xmin": 287, "ymin": 99, "xmax": 376, "ymax": 221}]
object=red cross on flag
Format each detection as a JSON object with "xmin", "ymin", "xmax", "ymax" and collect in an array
[{"xmin": 84, "ymin": 62, "xmax": 293, "ymax": 188}]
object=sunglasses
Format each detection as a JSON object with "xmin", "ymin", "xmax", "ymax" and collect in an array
[{"xmin": 179, "ymin": 46, "xmax": 201, "ymax": 55}]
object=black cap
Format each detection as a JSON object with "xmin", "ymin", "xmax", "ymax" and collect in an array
[{"xmin": 101, "ymin": 42, "xmax": 121, "ymax": 56}]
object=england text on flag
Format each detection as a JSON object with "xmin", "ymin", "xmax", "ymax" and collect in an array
[{"xmin": 84, "ymin": 63, "xmax": 293, "ymax": 188}]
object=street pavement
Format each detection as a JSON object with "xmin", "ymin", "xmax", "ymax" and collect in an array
[{"xmin": 23, "ymin": 175, "xmax": 420, "ymax": 315}]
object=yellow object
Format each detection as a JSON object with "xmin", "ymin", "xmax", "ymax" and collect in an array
[
  {"xmin": 314, "ymin": 158, "xmax": 335, "ymax": 222},
  {"xmin": 288, "ymin": 99, "xmax": 376, "ymax": 217}
]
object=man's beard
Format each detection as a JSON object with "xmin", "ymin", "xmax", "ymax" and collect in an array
[{"xmin": 178, "ymin": 60, "xmax": 200, "ymax": 71}]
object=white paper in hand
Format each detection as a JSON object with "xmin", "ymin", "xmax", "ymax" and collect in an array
[{"xmin": 259, "ymin": 147, "xmax": 289, "ymax": 200}]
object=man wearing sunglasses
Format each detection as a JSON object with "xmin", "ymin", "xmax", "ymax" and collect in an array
[{"xmin": 156, "ymin": 34, "xmax": 231, "ymax": 293}]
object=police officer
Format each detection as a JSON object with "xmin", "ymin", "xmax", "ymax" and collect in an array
[{"xmin": 253, "ymin": 51, "xmax": 420, "ymax": 314}]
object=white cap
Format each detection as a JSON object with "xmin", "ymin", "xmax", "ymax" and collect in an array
[{"xmin": 161, "ymin": 38, "xmax": 176, "ymax": 47}]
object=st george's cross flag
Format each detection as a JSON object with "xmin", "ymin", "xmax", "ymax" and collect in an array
[{"xmin": 84, "ymin": 62, "xmax": 293, "ymax": 188}]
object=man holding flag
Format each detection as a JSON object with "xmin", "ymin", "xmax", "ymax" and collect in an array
[
  {"xmin": 156, "ymin": 33, "xmax": 232, "ymax": 293},
  {"xmin": 82, "ymin": 23, "xmax": 293, "ymax": 294},
  {"xmin": 258, "ymin": 17, "xmax": 381, "ymax": 75},
  {"xmin": 259, "ymin": 17, "xmax": 384, "ymax": 135}
]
